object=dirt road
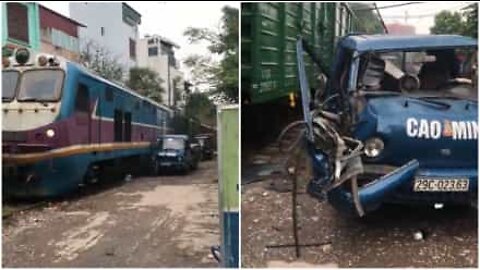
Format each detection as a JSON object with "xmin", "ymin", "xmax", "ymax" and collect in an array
[
  {"xmin": 241, "ymin": 143, "xmax": 477, "ymax": 268},
  {"xmin": 3, "ymin": 160, "xmax": 219, "ymax": 268}
]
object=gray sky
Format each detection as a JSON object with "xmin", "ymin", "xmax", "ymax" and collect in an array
[
  {"xmin": 377, "ymin": 1, "xmax": 474, "ymax": 34},
  {"xmin": 38, "ymin": 1, "xmax": 473, "ymax": 80},
  {"xmin": 39, "ymin": 1, "xmax": 239, "ymax": 82}
]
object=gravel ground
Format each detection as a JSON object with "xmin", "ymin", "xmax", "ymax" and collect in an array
[
  {"xmin": 241, "ymin": 142, "xmax": 478, "ymax": 268},
  {"xmin": 3, "ymin": 160, "xmax": 220, "ymax": 268}
]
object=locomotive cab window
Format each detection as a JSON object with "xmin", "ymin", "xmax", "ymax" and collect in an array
[
  {"xmin": 75, "ymin": 83, "xmax": 90, "ymax": 112},
  {"xmin": 2, "ymin": 71, "xmax": 19, "ymax": 102},
  {"xmin": 17, "ymin": 70, "xmax": 64, "ymax": 102}
]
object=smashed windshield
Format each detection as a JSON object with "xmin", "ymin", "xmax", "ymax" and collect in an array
[
  {"xmin": 2, "ymin": 71, "xmax": 19, "ymax": 101},
  {"xmin": 358, "ymin": 48, "xmax": 477, "ymax": 100},
  {"xmin": 161, "ymin": 138, "xmax": 185, "ymax": 150},
  {"xmin": 17, "ymin": 70, "xmax": 64, "ymax": 101}
]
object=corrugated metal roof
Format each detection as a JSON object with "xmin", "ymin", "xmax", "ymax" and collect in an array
[{"xmin": 39, "ymin": 4, "xmax": 86, "ymax": 28}]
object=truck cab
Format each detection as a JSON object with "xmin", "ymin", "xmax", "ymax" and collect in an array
[
  {"xmin": 300, "ymin": 35, "xmax": 478, "ymax": 216},
  {"xmin": 153, "ymin": 135, "xmax": 201, "ymax": 174},
  {"xmin": 195, "ymin": 134, "xmax": 215, "ymax": 160}
]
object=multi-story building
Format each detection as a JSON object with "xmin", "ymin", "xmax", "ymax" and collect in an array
[
  {"xmin": 69, "ymin": 2, "xmax": 141, "ymax": 75},
  {"xmin": 386, "ymin": 23, "xmax": 416, "ymax": 35},
  {"xmin": 2, "ymin": 3, "xmax": 84, "ymax": 62},
  {"xmin": 137, "ymin": 34, "xmax": 185, "ymax": 107},
  {"xmin": 2, "ymin": 2, "xmax": 41, "ymax": 55},
  {"xmin": 39, "ymin": 5, "xmax": 85, "ymax": 62}
]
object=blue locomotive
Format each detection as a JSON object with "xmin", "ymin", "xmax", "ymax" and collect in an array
[{"xmin": 2, "ymin": 48, "xmax": 172, "ymax": 198}]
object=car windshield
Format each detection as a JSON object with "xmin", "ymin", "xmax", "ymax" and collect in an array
[
  {"xmin": 161, "ymin": 138, "xmax": 185, "ymax": 150},
  {"xmin": 358, "ymin": 48, "xmax": 477, "ymax": 100},
  {"xmin": 17, "ymin": 70, "xmax": 64, "ymax": 101},
  {"xmin": 2, "ymin": 71, "xmax": 19, "ymax": 102}
]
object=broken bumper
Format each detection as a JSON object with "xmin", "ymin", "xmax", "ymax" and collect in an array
[{"xmin": 307, "ymin": 154, "xmax": 477, "ymax": 216}]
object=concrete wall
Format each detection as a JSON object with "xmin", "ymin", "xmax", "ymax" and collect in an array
[{"xmin": 69, "ymin": 2, "xmax": 139, "ymax": 76}]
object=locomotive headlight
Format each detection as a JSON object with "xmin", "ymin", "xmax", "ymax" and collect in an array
[
  {"xmin": 38, "ymin": 55, "xmax": 48, "ymax": 66},
  {"xmin": 2, "ymin": 57, "xmax": 10, "ymax": 68},
  {"xmin": 364, "ymin": 137, "xmax": 384, "ymax": 158},
  {"xmin": 15, "ymin": 48, "xmax": 30, "ymax": 65},
  {"xmin": 46, "ymin": 129, "xmax": 56, "ymax": 138}
]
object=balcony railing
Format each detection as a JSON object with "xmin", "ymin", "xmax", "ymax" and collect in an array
[{"xmin": 41, "ymin": 27, "xmax": 80, "ymax": 53}]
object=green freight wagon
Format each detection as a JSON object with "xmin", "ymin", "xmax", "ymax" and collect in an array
[
  {"xmin": 241, "ymin": 2, "xmax": 355, "ymax": 105},
  {"xmin": 241, "ymin": 3, "xmax": 383, "ymax": 148},
  {"xmin": 241, "ymin": 2, "xmax": 358, "ymax": 144}
]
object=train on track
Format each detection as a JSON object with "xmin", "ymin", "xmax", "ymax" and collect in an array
[
  {"xmin": 2, "ymin": 48, "xmax": 213, "ymax": 198},
  {"xmin": 241, "ymin": 2, "xmax": 384, "ymax": 145}
]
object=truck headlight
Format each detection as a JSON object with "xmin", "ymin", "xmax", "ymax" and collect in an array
[{"xmin": 364, "ymin": 137, "xmax": 384, "ymax": 158}]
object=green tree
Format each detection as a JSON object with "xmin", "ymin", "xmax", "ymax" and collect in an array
[
  {"xmin": 463, "ymin": 3, "xmax": 478, "ymax": 38},
  {"xmin": 126, "ymin": 67, "xmax": 165, "ymax": 103},
  {"xmin": 430, "ymin": 11, "xmax": 465, "ymax": 35},
  {"xmin": 80, "ymin": 40, "xmax": 124, "ymax": 82},
  {"xmin": 184, "ymin": 92, "xmax": 216, "ymax": 127},
  {"xmin": 430, "ymin": 5, "xmax": 478, "ymax": 39},
  {"xmin": 183, "ymin": 6, "xmax": 238, "ymax": 103}
]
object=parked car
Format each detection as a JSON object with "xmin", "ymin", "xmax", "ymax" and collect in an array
[
  {"xmin": 153, "ymin": 135, "xmax": 201, "ymax": 174},
  {"xmin": 195, "ymin": 134, "xmax": 215, "ymax": 160}
]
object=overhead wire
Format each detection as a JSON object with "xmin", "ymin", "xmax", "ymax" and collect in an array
[{"xmin": 352, "ymin": 2, "xmax": 424, "ymax": 12}]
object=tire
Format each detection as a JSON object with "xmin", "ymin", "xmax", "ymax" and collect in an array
[
  {"xmin": 182, "ymin": 165, "xmax": 190, "ymax": 175},
  {"xmin": 153, "ymin": 160, "xmax": 161, "ymax": 176}
]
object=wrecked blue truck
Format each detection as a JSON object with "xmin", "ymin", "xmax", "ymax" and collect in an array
[{"xmin": 296, "ymin": 35, "xmax": 478, "ymax": 216}]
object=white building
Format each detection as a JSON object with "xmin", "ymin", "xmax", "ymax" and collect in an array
[
  {"xmin": 137, "ymin": 34, "xmax": 185, "ymax": 107},
  {"xmin": 69, "ymin": 2, "xmax": 141, "ymax": 76}
]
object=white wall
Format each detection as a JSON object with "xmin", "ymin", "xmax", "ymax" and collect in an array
[
  {"xmin": 137, "ymin": 37, "xmax": 184, "ymax": 107},
  {"xmin": 69, "ymin": 2, "xmax": 139, "ymax": 77}
]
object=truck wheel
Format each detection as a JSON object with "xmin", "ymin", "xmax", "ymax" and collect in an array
[{"xmin": 153, "ymin": 160, "xmax": 161, "ymax": 175}]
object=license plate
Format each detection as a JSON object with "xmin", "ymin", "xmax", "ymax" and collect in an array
[
  {"xmin": 414, "ymin": 177, "xmax": 469, "ymax": 192},
  {"xmin": 161, "ymin": 162, "xmax": 172, "ymax": 166}
]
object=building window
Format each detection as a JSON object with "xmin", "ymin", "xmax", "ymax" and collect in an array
[
  {"xmin": 148, "ymin": 47, "xmax": 158, "ymax": 56},
  {"xmin": 147, "ymin": 38, "xmax": 154, "ymax": 45},
  {"xmin": 7, "ymin": 3, "xmax": 29, "ymax": 43},
  {"xmin": 100, "ymin": 27, "xmax": 105, "ymax": 36},
  {"xmin": 129, "ymin": 38, "xmax": 136, "ymax": 59}
]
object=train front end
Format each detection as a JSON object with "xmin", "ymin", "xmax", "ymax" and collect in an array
[{"xmin": 2, "ymin": 48, "xmax": 68, "ymax": 198}]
